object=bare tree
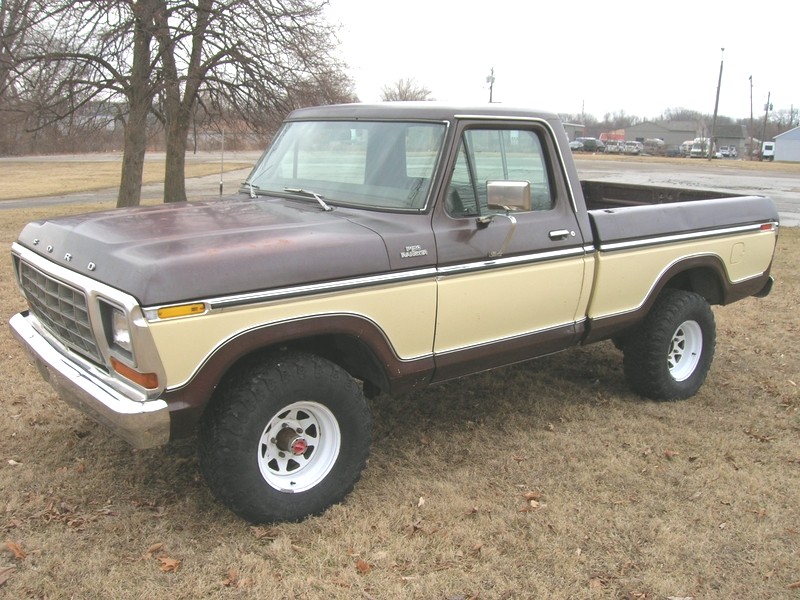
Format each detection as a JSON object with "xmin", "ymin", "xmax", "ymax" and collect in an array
[
  {"xmin": 7, "ymin": 1, "xmax": 160, "ymax": 204},
  {"xmin": 659, "ymin": 107, "xmax": 703, "ymax": 122},
  {"xmin": 119, "ymin": 0, "xmax": 161, "ymax": 207},
  {"xmin": 380, "ymin": 78, "xmax": 433, "ymax": 102},
  {"xmin": 0, "ymin": 0, "xmax": 59, "ymax": 154},
  {"xmin": 150, "ymin": 0, "xmax": 353, "ymax": 203},
  {"xmin": 559, "ymin": 113, "xmax": 599, "ymax": 126},
  {"xmin": 12, "ymin": 0, "xmax": 351, "ymax": 206}
]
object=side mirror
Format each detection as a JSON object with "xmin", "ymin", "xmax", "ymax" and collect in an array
[{"xmin": 487, "ymin": 180, "xmax": 531, "ymax": 212}]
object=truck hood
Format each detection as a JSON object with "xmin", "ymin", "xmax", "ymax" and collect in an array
[{"xmin": 16, "ymin": 196, "xmax": 391, "ymax": 306}]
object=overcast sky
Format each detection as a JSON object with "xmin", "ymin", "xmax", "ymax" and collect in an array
[{"xmin": 325, "ymin": 0, "xmax": 798, "ymax": 122}]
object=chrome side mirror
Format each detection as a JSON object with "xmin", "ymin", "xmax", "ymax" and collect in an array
[{"xmin": 486, "ymin": 180, "xmax": 531, "ymax": 212}]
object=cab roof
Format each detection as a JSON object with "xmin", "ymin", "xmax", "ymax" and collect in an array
[{"xmin": 286, "ymin": 102, "xmax": 559, "ymax": 123}]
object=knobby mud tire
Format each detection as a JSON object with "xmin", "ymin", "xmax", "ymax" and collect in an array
[
  {"xmin": 199, "ymin": 352, "xmax": 372, "ymax": 523},
  {"xmin": 623, "ymin": 289, "xmax": 716, "ymax": 401}
]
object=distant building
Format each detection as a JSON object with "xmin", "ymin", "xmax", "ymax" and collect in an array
[
  {"xmin": 562, "ymin": 122, "xmax": 583, "ymax": 140},
  {"xmin": 774, "ymin": 126, "xmax": 800, "ymax": 162},
  {"xmin": 712, "ymin": 124, "xmax": 749, "ymax": 156},
  {"xmin": 624, "ymin": 121, "xmax": 698, "ymax": 149},
  {"xmin": 615, "ymin": 121, "xmax": 747, "ymax": 156}
]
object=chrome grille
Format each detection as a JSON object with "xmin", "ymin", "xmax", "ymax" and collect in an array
[{"xmin": 18, "ymin": 261, "xmax": 103, "ymax": 363}]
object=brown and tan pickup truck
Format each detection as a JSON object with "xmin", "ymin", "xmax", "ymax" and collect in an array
[{"xmin": 10, "ymin": 103, "xmax": 779, "ymax": 523}]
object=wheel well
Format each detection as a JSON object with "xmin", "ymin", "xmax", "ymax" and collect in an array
[
  {"xmin": 661, "ymin": 266, "xmax": 724, "ymax": 305},
  {"xmin": 223, "ymin": 334, "xmax": 389, "ymax": 398},
  {"xmin": 291, "ymin": 334, "xmax": 389, "ymax": 395},
  {"xmin": 588, "ymin": 262, "xmax": 727, "ymax": 349},
  {"xmin": 605, "ymin": 265, "xmax": 722, "ymax": 349}
]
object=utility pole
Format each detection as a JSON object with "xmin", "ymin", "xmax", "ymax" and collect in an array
[
  {"xmin": 749, "ymin": 76, "xmax": 754, "ymax": 160},
  {"xmin": 486, "ymin": 68, "xmax": 495, "ymax": 103},
  {"xmin": 760, "ymin": 91, "xmax": 772, "ymax": 160},
  {"xmin": 708, "ymin": 48, "xmax": 724, "ymax": 161}
]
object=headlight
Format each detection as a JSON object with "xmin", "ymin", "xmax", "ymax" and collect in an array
[{"xmin": 110, "ymin": 308, "xmax": 132, "ymax": 353}]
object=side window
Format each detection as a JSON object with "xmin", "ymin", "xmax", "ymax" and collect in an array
[
  {"xmin": 445, "ymin": 127, "xmax": 554, "ymax": 217},
  {"xmin": 444, "ymin": 144, "xmax": 479, "ymax": 216}
]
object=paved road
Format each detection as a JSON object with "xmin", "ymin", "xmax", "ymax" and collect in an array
[{"xmin": 2, "ymin": 154, "xmax": 798, "ymax": 226}]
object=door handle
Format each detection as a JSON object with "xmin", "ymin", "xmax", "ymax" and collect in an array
[{"xmin": 549, "ymin": 229, "xmax": 573, "ymax": 240}]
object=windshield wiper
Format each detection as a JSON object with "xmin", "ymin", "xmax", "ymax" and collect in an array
[
  {"xmin": 284, "ymin": 187, "xmax": 333, "ymax": 212},
  {"xmin": 243, "ymin": 182, "xmax": 259, "ymax": 198}
]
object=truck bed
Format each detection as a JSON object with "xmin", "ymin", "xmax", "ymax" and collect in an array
[
  {"xmin": 581, "ymin": 180, "xmax": 779, "ymax": 244},
  {"xmin": 581, "ymin": 180, "xmax": 736, "ymax": 209}
]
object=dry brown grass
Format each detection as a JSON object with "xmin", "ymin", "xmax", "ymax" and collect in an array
[
  {"xmin": 0, "ymin": 159, "xmax": 253, "ymax": 201},
  {"xmin": 1, "ymin": 190, "xmax": 798, "ymax": 597}
]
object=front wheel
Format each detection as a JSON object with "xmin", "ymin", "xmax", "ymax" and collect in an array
[
  {"xmin": 199, "ymin": 352, "xmax": 372, "ymax": 523},
  {"xmin": 623, "ymin": 289, "xmax": 716, "ymax": 400}
]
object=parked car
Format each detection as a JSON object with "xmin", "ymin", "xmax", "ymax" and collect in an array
[
  {"xmin": 690, "ymin": 139, "xmax": 710, "ymax": 158},
  {"xmin": 720, "ymin": 146, "xmax": 738, "ymax": 158},
  {"xmin": 604, "ymin": 140, "xmax": 624, "ymax": 154},
  {"xmin": 624, "ymin": 141, "xmax": 644, "ymax": 155},
  {"xmin": 569, "ymin": 140, "xmax": 584, "ymax": 151},
  {"xmin": 576, "ymin": 137, "xmax": 605, "ymax": 153},
  {"xmin": 761, "ymin": 141, "xmax": 775, "ymax": 161},
  {"xmin": 643, "ymin": 139, "xmax": 666, "ymax": 156}
]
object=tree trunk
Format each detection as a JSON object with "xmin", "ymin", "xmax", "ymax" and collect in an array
[
  {"xmin": 117, "ymin": 0, "xmax": 157, "ymax": 208},
  {"xmin": 158, "ymin": 0, "xmax": 210, "ymax": 203},
  {"xmin": 163, "ymin": 107, "xmax": 190, "ymax": 202},
  {"xmin": 117, "ymin": 112, "xmax": 148, "ymax": 207}
]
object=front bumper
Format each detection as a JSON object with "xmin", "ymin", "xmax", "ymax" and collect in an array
[{"xmin": 10, "ymin": 311, "xmax": 171, "ymax": 449}]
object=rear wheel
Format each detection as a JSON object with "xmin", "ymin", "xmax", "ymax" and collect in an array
[
  {"xmin": 623, "ymin": 289, "xmax": 716, "ymax": 400},
  {"xmin": 199, "ymin": 352, "xmax": 372, "ymax": 523}
]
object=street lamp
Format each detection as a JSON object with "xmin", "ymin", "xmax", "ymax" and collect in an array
[{"xmin": 708, "ymin": 48, "xmax": 724, "ymax": 161}]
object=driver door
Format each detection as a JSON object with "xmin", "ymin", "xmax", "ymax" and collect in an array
[{"xmin": 431, "ymin": 122, "xmax": 591, "ymax": 381}]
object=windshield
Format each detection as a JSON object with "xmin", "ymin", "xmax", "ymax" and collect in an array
[{"xmin": 244, "ymin": 120, "xmax": 447, "ymax": 211}]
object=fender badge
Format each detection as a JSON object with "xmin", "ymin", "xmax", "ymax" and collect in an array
[
  {"xmin": 64, "ymin": 253, "xmax": 72, "ymax": 262},
  {"xmin": 400, "ymin": 244, "xmax": 428, "ymax": 259}
]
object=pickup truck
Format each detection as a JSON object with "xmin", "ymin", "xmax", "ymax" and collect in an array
[{"xmin": 9, "ymin": 103, "xmax": 779, "ymax": 524}]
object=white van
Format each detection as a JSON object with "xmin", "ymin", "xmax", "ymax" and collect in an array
[
  {"xmin": 761, "ymin": 141, "xmax": 775, "ymax": 161},
  {"xmin": 624, "ymin": 141, "xmax": 644, "ymax": 155},
  {"xmin": 690, "ymin": 140, "xmax": 709, "ymax": 158}
]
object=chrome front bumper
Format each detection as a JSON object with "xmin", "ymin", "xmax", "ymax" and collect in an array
[{"xmin": 10, "ymin": 311, "xmax": 171, "ymax": 449}]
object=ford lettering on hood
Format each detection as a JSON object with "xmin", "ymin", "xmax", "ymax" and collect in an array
[{"xmin": 15, "ymin": 196, "xmax": 397, "ymax": 306}]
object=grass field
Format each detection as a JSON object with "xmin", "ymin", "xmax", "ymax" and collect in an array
[
  {"xmin": 0, "ymin": 161, "xmax": 798, "ymax": 598},
  {"xmin": 0, "ymin": 158, "xmax": 254, "ymax": 201}
]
